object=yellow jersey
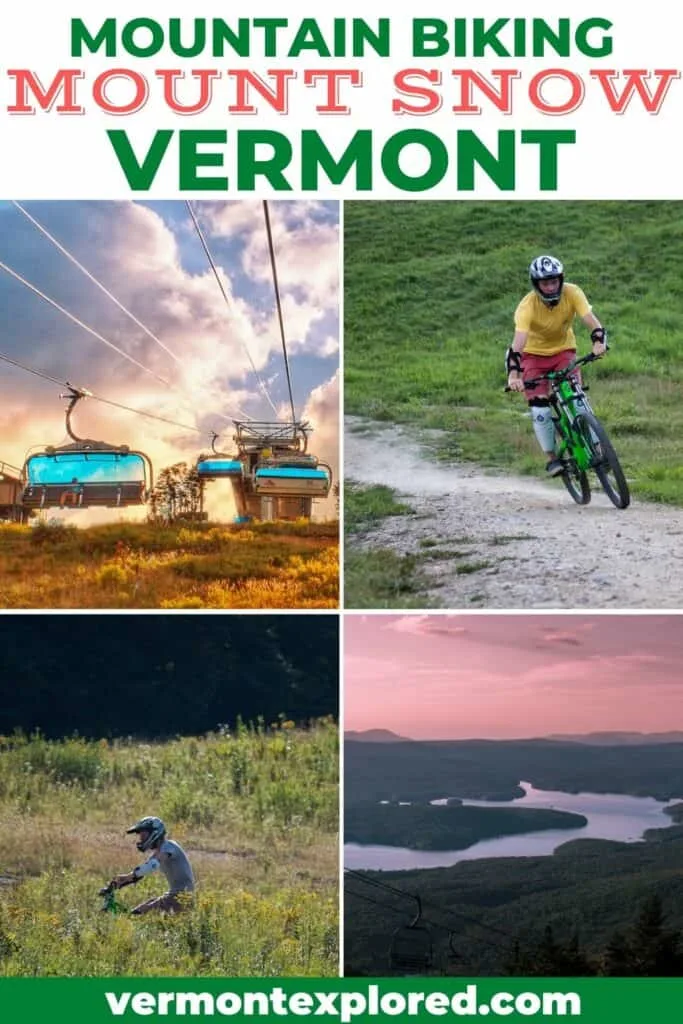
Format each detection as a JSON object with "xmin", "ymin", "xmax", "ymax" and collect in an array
[{"xmin": 514, "ymin": 283, "xmax": 592, "ymax": 356}]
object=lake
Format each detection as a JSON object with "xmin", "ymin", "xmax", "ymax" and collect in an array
[{"xmin": 344, "ymin": 781, "xmax": 676, "ymax": 871}]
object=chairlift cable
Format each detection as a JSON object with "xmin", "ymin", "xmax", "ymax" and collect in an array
[
  {"xmin": 11, "ymin": 201, "xmax": 183, "ymax": 368},
  {"xmin": 0, "ymin": 259, "xmax": 171, "ymax": 387},
  {"xmin": 344, "ymin": 869, "xmax": 516, "ymax": 947},
  {"xmin": 346, "ymin": 868, "xmax": 514, "ymax": 939},
  {"xmin": 0, "ymin": 349, "xmax": 206, "ymax": 435},
  {"xmin": 344, "ymin": 879, "xmax": 508, "ymax": 957},
  {"xmin": 185, "ymin": 200, "xmax": 279, "ymax": 417},
  {"xmin": 344, "ymin": 886, "xmax": 411, "ymax": 917},
  {"xmin": 87, "ymin": 392, "xmax": 204, "ymax": 435},
  {"xmin": 0, "ymin": 260, "xmax": 248, "ymax": 425},
  {"xmin": 344, "ymin": 883, "xmax": 464, "ymax": 954},
  {"xmin": 0, "ymin": 350, "xmax": 65, "ymax": 390},
  {"xmin": 263, "ymin": 199, "xmax": 297, "ymax": 425}
]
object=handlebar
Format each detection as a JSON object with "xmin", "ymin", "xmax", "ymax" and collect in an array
[{"xmin": 505, "ymin": 352, "xmax": 599, "ymax": 392}]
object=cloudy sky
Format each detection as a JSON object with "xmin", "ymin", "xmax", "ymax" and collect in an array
[
  {"xmin": 345, "ymin": 614, "xmax": 683, "ymax": 739},
  {"xmin": 0, "ymin": 199, "xmax": 339, "ymax": 521}
]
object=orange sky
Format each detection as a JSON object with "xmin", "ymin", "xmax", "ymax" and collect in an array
[{"xmin": 344, "ymin": 614, "xmax": 683, "ymax": 739}]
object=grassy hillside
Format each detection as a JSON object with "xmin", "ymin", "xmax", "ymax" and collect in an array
[
  {"xmin": 0, "ymin": 722, "xmax": 338, "ymax": 976},
  {"xmin": 345, "ymin": 201, "xmax": 683, "ymax": 504},
  {"xmin": 0, "ymin": 519, "xmax": 338, "ymax": 608}
]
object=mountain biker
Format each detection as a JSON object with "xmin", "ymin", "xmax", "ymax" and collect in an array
[
  {"xmin": 106, "ymin": 816, "xmax": 195, "ymax": 915},
  {"xmin": 506, "ymin": 255, "xmax": 608, "ymax": 476}
]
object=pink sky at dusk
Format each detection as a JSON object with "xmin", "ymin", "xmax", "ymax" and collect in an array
[{"xmin": 344, "ymin": 615, "xmax": 683, "ymax": 740}]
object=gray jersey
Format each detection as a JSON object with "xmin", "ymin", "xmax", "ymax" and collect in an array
[{"xmin": 133, "ymin": 838, "xmax": 195, "ymax": 894}]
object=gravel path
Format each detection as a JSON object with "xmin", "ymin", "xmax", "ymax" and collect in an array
[{"xmin": 345, "ymin": 418, "xmax": 683, "ymax": 609}]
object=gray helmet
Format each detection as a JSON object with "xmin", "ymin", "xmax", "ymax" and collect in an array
[
  {"xmin": 529, "ymin": 254, "xmax": 564, "ymax": 306},
  {"xmin": 126, "ymin": 816, "xmax": 166, "ymax": 852}
]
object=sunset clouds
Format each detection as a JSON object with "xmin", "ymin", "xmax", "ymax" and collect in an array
[
  {"xmin": 0, "ymin": 200, "xmax": 338, "ymax": 522},
  {"xmin": 345, "ymin": 615, "xmax": 683, "ymax": 739}
]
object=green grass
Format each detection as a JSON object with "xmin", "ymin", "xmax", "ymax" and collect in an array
[
  {"xmin": 0, "ymin": 723, "xmax": 338, "ymax": 976},
  {"xmin": 344, "ymin": 482, "xmax": 434, "ymax": 607},
  {"xmin": 344, "ymin": 200, "xmax": 683, "ymax": 504},
  {"xmin": 344, "ymin": 482, "xmax": 414, "ymax": 530},
  {"xmin": 344, "ymin": 550, "xmax": 436, "ymax": 609}
]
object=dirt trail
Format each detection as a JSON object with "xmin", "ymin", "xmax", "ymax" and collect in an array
[{"xmin": 345, "ymin": 418, "xmax": 683, "ymax": 609}]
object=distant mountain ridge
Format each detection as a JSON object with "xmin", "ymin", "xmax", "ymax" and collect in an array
[
  {"xmin": 346, "ymin": 730, "xmax": 683, "ymax": 746},
  {"xmin": 344, "ymin": 729, "xmax": 411, "ymax": 743},
  {"xmin": 544, "ymin": 732, "xmax": 683, "ymax": 746}
]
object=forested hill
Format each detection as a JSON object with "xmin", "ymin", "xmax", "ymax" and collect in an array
[
  {"xmin": 344, "ymin": 833, "xmax": 683, "ymax": 977},
  {"xmin": 345, "ymin": 737, "xmax": 683, "ymax": 803},
  {"xmin": 0, "ymin": 615, "xmax": 338, "ymax": 738}
]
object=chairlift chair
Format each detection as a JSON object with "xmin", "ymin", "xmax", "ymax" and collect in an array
[
  {"xmin": 21, "ymin": 387, "xmax": 153, "ymax": 510},
  {"xmin": 235, "ymin": 420, "xmax": 332, "ymax": 499},
  {"xmin": 198, "ymin": 420, "xmax": 332, "ymax": 521},
  {"xmin": 388, "ymin": 895, "xmax": 434, "ymax": 975},
  {"xmin": 195, "ymin": 432, "xmax": 243, "ymax": 480}
]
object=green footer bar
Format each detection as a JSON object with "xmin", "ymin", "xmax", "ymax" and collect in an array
[{"xmin": 0, "ymin": 978, "xmax": 680, "ymax": 1022}]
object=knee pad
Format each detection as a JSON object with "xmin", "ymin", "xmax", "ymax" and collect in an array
[
  {"xmin": 529, "ymin": 401, "xmax": 556, "ymax": 452},
  {"xmin": 530, "ymin": 401, "xmax": 552, "ymax": 426}
]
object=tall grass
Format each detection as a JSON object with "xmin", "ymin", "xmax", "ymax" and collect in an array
[
  {"xmin": 0, "ymin": 520, "xmax": 339, "ymax": 608},
  {"xmin": 0, "ymin": 722, "xmax": 339, "ymax": 976}
]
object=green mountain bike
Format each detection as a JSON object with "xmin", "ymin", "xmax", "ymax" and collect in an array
[
  {"xmin": 518, "ymin": 353, "xmax": 630, "ymax": 509},
  {"xmin": 99, "ymin": 882, "xmax": 128, "ymax": 914}
]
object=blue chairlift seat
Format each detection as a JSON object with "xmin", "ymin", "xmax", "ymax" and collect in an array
[
  {"xmin": 196, "ymin": 458, "xmax": 243, "ymax": 479},
  {"xmin": 22, "ymin": 450, "xmax": 150, "ymax": 509},
  {"xmin": 254, "ymin": 465, "xmax": 331, "ymax": 496}
]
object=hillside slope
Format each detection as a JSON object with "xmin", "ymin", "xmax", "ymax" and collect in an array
[
  {"xmin": 345, "ymin": 200, "xmax": 683, "ymax": 503},
  {"xmin": 344, "ymin": 201, "xmax": 683, "ymax": 607}
]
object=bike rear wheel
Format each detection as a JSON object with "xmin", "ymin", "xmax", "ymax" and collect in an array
[{"xmin": 576, "ymin": 412, "xmax": 630, "ymax": 509}]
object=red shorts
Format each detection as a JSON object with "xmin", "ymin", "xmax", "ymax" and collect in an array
[{"xmin": 522, "ymin": 349, "xmax": 581, "ymax": 402}]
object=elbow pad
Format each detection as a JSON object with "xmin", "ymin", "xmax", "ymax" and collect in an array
[
  {"xmin": 505, "ymin": 347, "xmax": 522, "ymax": 374},
  {"xmin": 133, "ymin": 857, "xmax": 160, "ymax": 880}
]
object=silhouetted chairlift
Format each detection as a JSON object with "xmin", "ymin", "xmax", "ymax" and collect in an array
[
  {"xmin": 21, "ymin": 387, "xmax": 153, "ymax": 510},
  {"xmin": 446, "ymin": 931, "xmax": 463, "ymax": 967},
  {"xmin": 389, "ymin": 895, "xmax": 434, "ymax": 974}
]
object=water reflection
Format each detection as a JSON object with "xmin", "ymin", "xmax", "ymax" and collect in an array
[{"xmin": 345, "ymin": 782, "xmax": 677, "ymax": 871}]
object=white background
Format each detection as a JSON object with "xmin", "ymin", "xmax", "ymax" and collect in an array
[{"xmin": 0, "ymin": 0, "xmax": 681, "ymax": 198}]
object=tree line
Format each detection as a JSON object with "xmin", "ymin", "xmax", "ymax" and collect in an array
[{"xmin": 0, "ymin": 615, "xmax": 338, "ymax": 738}]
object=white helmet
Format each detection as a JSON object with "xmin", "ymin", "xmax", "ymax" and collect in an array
[
  {"xmin": 529, "ymin": 254, "xmax": 564, "ymax": 307},
  {"xmin": 126, "ymin": 815, "xmax": 166, "ymax": 852}
]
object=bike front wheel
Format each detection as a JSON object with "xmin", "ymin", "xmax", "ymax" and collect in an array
[
  {"xmin": 561, "ymin": 461, "xmax": 591, "ymax": 505},
  {"xmin": 576, "ymin": 412, "xmax": 630, "ymax": 510},
  {"xmin": 555, "ymin": 422, "xmax": 591, "ymax": 505}
]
